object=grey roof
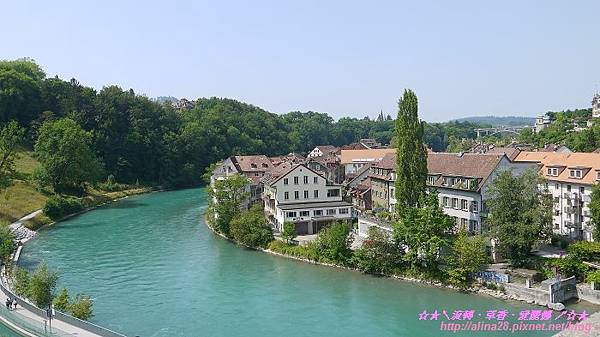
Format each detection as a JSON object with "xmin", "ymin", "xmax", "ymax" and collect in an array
[{"xmin": 278, "ymin": 200, "xmax": 352, "ymax": 210}]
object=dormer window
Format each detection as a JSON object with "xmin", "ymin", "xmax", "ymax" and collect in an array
[
  {"xmin": 569, "ymin": 169, "xmax": 582, "ymax": 179},
  {"xmin": 251, "ymin": 163, "xmax": 257, "ymax": 169},
  {"xmin": 547, "ymin": 167, "xmax": 559, "ymax": 176},
  {"xmin": 262, "ymin": 163, "xmax": 268, "ymax": 168},
  {"xmin": 427, "ymin": 175, "xmax": 437, "ymax": 185},
  {"xmin": 596, "ymin": 171, "xmax": 600, "ymax": 181}
]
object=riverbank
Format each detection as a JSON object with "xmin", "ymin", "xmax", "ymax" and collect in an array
[{"xmin": 201, "ymin": 213, "xmax": 536, "ymax": 306}]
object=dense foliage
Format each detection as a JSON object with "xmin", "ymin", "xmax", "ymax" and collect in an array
[
  {"xmin": 394, "ymin": 89, "xmax": 428, "ymax": 210},
  {"xmin": 591, "ymin": 184, "xmax": 600, "ymax": 241},
  {"xmin": 229, "ymin": 204, "xmax": 274, "ymax": 248},
  {"xmin": 486, "ymin": 169, "xmax": 552, "ymax": 267},
  {"xmin": 207, "ymin": 174, "xmax": 249, "ymax": 235},
  {"xmin": 43, "ymin": 195, "xmax": 85, "ymax": 220},
  {"xmin": 0, "ymin": 121, "xmax": 25, "ymax": 188},
  {"xmin": 26, "ymin": 262, "xmax": 58, "ymax": 308},
  {"xmin": 448, "ymin": 231, "xmax": 489, "ymax": 289},
  {"xmin": 0, "ymin": 227, "xmax": 15, "ymax": 261},
  {"xmin": 0, "ymin": 58, "xmax": 489, "ymax": 190},
  {"xmin": 352, "ymin": 227, "xmax": 404, "ymax": 274}
]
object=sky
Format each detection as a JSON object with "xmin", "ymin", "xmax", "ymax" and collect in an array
[{"xmin": 2, "ymin": 0, "xmax": 599, "ymax": 122}]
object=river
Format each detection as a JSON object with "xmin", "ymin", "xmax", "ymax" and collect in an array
[{"xmin": 16, "ymin": 188, "xmax": 592, "ymax": 337}]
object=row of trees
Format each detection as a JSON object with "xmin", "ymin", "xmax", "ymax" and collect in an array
[
  {"xmin": 1, "ymin": 58, "xmax": 486, "ymax": 190},
  {"xmin": 12, "ymin": 263, "xmax": 93, "ymax": 320}
]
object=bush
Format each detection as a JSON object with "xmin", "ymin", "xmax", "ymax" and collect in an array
[
  {"xmin": 267, "ymin": 240, "xmax": 319, "ymax": 261},
  {"xmin": 12, "ymin": 267, "xmax": 30, "ymax": 297},
  {"xmin": 314, "ymin": 222, "xmax": 353, "ymax": 265},
  {"xmin": 545, "ymin": 257, "xmax": 589, "ymax": 281},
  {"xmin": 352, "ymin": 227, "xmax": 404, "ymax": 275},
  {"xmin": 96, "ymin": 175, "xmax": 130, "ymax": 192},
  {"xmin": 43, "ymin": 195, "xmax": 84, "ymax": 220},
  {"xmin": 69, "ymin": 294, "xmax": 94, "ymax": 320},
  {"xmin": 567, "ymin": 241, "xmax": 600, "ymax": 262},
  {"xmin": 586, "ymin": 270, "xmax": 600, "ymax": 284},
  {"xmin": 53, "ymin": 288, "xmax": 70, "ymax": 311},
  {"xmin": 229, "ymin": 204, "xmax": 274, "ymax": 248}
]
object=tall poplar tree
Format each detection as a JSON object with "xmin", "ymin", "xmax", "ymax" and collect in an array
[{"xmin": 394, "ymin": 89, "xmax": 428, "ymax": 213}]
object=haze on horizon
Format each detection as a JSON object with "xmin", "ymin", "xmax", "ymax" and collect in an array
[{"xmin": 3, "ymin": 0, "xmax": 599, "ymax": 122}]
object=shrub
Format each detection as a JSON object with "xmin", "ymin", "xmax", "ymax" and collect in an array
[
  {"xmin": 567, "ymin": 241, "xmax": 600, "ymax": 262},
  {"xmin": 43, "ymin": 195, "xmax": 84, "ymax": 220},
  {"xmin": 53, "ymin": 288, "xmax": 70, "ymax": 312},
  {"xmin": 352, "ymin": 227, "xmax": 403, "ymax": 275},
  {"xmin": 69, "ymin": 294, "xmax": 94, "ymax": 320},
  {"xmin": 281, "ymin": 222, "xmax": 296, "ymax": 244},
  {"xmin": 586, "ymin": 270, "xmax": 600, "ymax": 284},
  {"xmin": 545, "ymin": 257, "xmax": 589, "ymax": 281},
  {"xmin": 12, "ymin": 267, "xmax": 30, "ymax": 297},
  {"xmin": 229, "ymin": 204, "xmax": 273, "ymax": 248},
  {"xmin": 267, "ymin": 240, "xmax": 319, "ymax": 261},
  {"xmin": 314, "ymin": 222, "xmax": 353, "ymax": 265}
]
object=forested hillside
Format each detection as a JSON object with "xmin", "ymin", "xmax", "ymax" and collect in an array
[{"xmin": 0, "ymin": 58, "xmax": 484, "ymax": 188}]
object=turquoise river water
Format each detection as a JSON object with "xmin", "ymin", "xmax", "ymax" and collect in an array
[{"xmin": 14, "ymin": 188, "xmax": 594, "ymax": 337}]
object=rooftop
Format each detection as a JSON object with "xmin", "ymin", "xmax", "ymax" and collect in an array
[
  {"xmin": 340, "ymin": 148, "xmax": 396, "ymax": 164},
  {"xmin": 514, "ymin": 151, "xmax": 600, "ymax": 185}
]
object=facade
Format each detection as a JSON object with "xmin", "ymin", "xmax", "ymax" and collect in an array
[
  {"xmin": 593, "ymin": 93, "xmax": 600, "ymax": 119},
  {"xmin": 262, "ymin": 163, "xmax": 354, "ymax": 234},
  {"xmin": 515, "ymin": 152, "xmax": 600, "ymax": 241},
  {"xmin": 340, "ymin": 148, "xmax": 396, "ymax": 177},
  {"xmin": 360, "ymin": 152, "xmax": 536, "ymax": 236},
  {"xmin": 535, "ymin": 115, "xmax": 553, "ymax": 133}
]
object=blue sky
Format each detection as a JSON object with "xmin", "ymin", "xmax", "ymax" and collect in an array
[{"xmin": 2, "ymin": 0, "xmax": 599, "ymax": 122}]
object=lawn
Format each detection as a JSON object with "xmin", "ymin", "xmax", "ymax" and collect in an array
[{"xmin": 0, "ymin": 180, "xmax": 49, "ymax": 225}]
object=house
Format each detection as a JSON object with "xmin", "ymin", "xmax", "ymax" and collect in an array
[
  {"xmin": 262, "ymin": 163, "xmax": 354, "ymax": 235},
  {"xmin": 539, "ymin": 144, "xmax": 571, "ymax": 153},
  {"xmin": 424, "ymin": 152, "xmax": 536, "ymax": 233},
  {"xmin": 340, "ymin": 148, "xmax": 396, "ymax": 178},
  {"xmin": 211, "ymin": 155, "xmax": 274, "ymax": 205},
  {"xmin": 360, "ymin": 152, "xmax": 536, "ymax": 236},
  {"xmin": 307, "ymin": 145, "xmax": 339, "ymax": 158},
  {"xmin": 514, "ymin": 151, "xmax": 600, "ymax": 241},
  {"xmin": 535, "ymin": 115, "xmax": 553, "ymax": 133},
  {"xmin": 305, "ymin": 155, "xmax": 345, "ymax": 184},
  {"xmin": 349, "ymin": 178, "xmax": 372, "ymax": 212},
  {"xmin": 593, "ymin": 93, "xmax": 600, "ymax": 119}
]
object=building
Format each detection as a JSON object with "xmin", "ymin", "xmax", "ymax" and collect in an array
[
  {"xmin": 535, "ymin": 115, "xmax": 553, "ymax": 133},
  {"xmin": 593, "ymin": 93, "xmax": 600, "ymax": 119},
  {"xmin": 340, "ymin": 148, "xmax": 396, "ymax": 178},
  {"xmin": 360, "ymin": 152, "xmax": 536, "ymax": 236},
  {"xmin": 539, "ymin": 144, "xmax": 572, "ymax": 153},
  {"xmin": 212, "ymin": 155, "xmax": 274, "ymax": 205},
  {"xmin": 514, "ymin": 152, "xmax": 600, "ymax": 241},
  {"xmin": 270, "ymin": 153, "xmax": 305, "ymax": 166},
  {"xmin": 307, "ymin": 145, "xmax": 339, "ymax": 158},
  {"xmin": 305, "ymin": 155, "xmax": 345, "ymax": 184},
  {"xmin": 349, "ymin": 178, "xmax": 372, "ymax": 212},
  {"xmin": 262, "ymin": 163, "xmax": 354, "ymax": 234}
]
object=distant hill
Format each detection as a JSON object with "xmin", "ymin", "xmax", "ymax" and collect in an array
[{"xmin": 452, "ymin": 116, "xmax": 535, "ymax": 127}]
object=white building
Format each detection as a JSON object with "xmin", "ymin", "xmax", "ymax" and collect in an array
[
  {"xmin": 593, "ymin": 93, "xmax": 600, "ymax": 119},
  {"xmin": 262, "ymin": 163, "xmax": 354, "ymax": 234},
  {"xmin": 211, "ymin": 155, "xmax": 274, "ymax": 205},
  {"xmin": 340, "ymin": 148, "xmax": 396, "ymax": 177},
  {"xmin": 535, "ymin": 115, "xmax": 553, "ymax": 133},
  {"xmin": 515, "ymin": 152, "xmax": 600, "ymax": 241},
  {"xmin": 307, "ymin": 145, "xmax": 339, "ymax": 158}
]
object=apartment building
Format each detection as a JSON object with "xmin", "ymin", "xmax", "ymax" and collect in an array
[
  {"xmin": 262, "ymin": 163, "xmax": 354, "ymax": 235},
  {"xmin": 515, "ymin": 152, "xmax": 600, "ymax": 241},
  {"xmin": 340, "ymin": 148, "xmax": 396, "ymax": 178}
]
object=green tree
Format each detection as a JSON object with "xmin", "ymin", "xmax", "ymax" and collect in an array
[
  {"xmin": 486, "ymin": 169, "xmax": 552, "ymax": 267},
  {"xmin": 27, "ymin": 262, "xmax": 58, "ymax": 308},
  {"xmin": 395, "ymin": 89, "xmax": 427, "ymax": 213},
  {"xmin": 0, "ymin": 227, "xmax": 15, "ymax": 261},
  {"xmin": 281, "ymin": 222, "xmax": 297, "ymax": 244},
  {"xmin": 53, "ymin": 288, "xmax": 70, "ymax": 312},
  {"xmin": 229, "ymin": 204, "xmax": 274, "ymax": 248},
  {"xmin": 314, "ymin": 222, "xmax": 353, "ymax": 264},
  {"xmin": 69, "ymin": 294, "xmax": 94, "ymax": 320},
  {"xmin": 393, "ymin": 192, "xmax": 454, "ymax": 274},
  {"xmin": 11, "ymin": 267, "xmax": 30, "ymax": 297},
  {"xmin": 448, "ymin": 231, "xmax": 489, "ymax": 289},
  {"xmin": 0, "ymin": 120, "xmax": 25, "ymax": 188},
  {"xmin": 207, "ymin": 174, "xmax": 250, "ymax": 235},
  {"xmin": 34, "ymin": 118, "xmax": 104, "ymax": 193},
  {"xmin": 352, "ymin": 226, "xmax": 404, "ymax": 274},
  {"xmin": 591, "ymin": 184, "xmax": 600, "ymax": 241}
]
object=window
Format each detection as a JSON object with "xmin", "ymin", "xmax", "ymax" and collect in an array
[
  {"xmin": 471, "ymin": 200, "xmax": 479, "ymax": 213},
  {"xmin": 314, "ymin": 176, "xmax": 318, "ymax": 184},
  {"xmin": 569, "ymin": 169, "xmax": 582, "ymax": 179},
  {"xmin": 339, "ymin": 208, "xmax": 349, "ymax": 214},
  {"xmin": 314, "ymin": 210, "xmax": 323, "ymax": 216},
  {"xmin": 314, "ymin": 190, "xmax": 319, "ymax": 198},
  {"xmin": 427, "ymin": 175, "xmax": 437, "ymax": 185},
  {"xmin": 294, "ymin": 176, "xmax": 299, "ymax": 185},
  {"xmin": 597, "ymin": 171, "xmax": 600, "ymax": 181},
  {"xmin": 300, "ymin": 211, "xmax": 310, "ymax": 217},
  {"xmin": 294, "ymin": 191, "xmax": 300, "ymax": 199},
  {"xmin": 327, "ymin": 209, "xmax": 336, "ymax": 215},
  {"xmin": 284, "ymin": 192, "xmax": 289, "ymax": 200},
  {"xmin": 304, "ymin": 176, "xmax": 308, "ymax": 184},
  {"xmin": 452, "ymin": 198, "xmax": 459, "ymax": 209},
  {"xmin": 547, "ymin": 167, "xmax": 559, "ymax": 176},
  {"xmin": 443, "ymin": 197, "xmax": 450, "ymax": 207},
  {"xmin": 286, "ymin": 211, "xmax": 297, "ymax": 218},
  {"xmin": 580, "ymin": 186, "xmax": 585, "ymax": 194},
  {"xmin": 567, "ymin": 185, "xmax": 571, "ymax": 192},
  {"xmin": 284, "ymin": 178, "xmax": 289, "ymax": 185},
  {"xmin": 469, "ymin": 220, "xmax": 479, "ymax": 232},
  {"xmin": 251, "ymin": 163, "xmax": 257, "ymax": 168},
  {"xmin": 461, "ymin": 199, "xmax": 468, "ymax": 211},
  {"xmin": 461, "ymin": 218, "xmax": 468, "ymax": 229},
  {"xmin": 555, "ymin": 183, "xmax": 559, "ymax": 189},
  {"xmin": 327, "ymin": 189, "xmax": 340, "ymax": 197},
  {"xmin": 303, "ymin": 190, "xmax": 309, "ymax": 199}
]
